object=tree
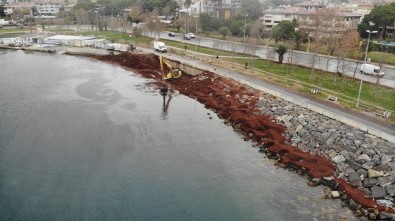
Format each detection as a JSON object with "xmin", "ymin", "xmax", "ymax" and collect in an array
[
  {"xmin": 172, "ymin": 15, "xmax": 184, "ymax": 32},
  {"xmin": 127, "ymin": 5, "xmax": 144, "ymax": 24},
  {"xmin": 275, "ymin": 44, "xmax": 287, "ymax": 64},
  {"xmin": 229, "ymin": 20, "xmax": 244, "ymax": 36},
  {"xmin": 0, "ymin": 5, "xmax": 5, "ymax": 18},
  {"xmin": 361, "ymin": 3, "xmax": 395, "ymax": 40},
  {"xmin": 199, "ymin": 13, "xmax": 211, "ymax": 32},
  {"xmin": 276, "ymin": 20, "xmax": 295, "ymax": 40},
  {"xmin": 271, "ymin": 25, "xmax": 282, "ymax": 45},
  {"xmin": 333, "ymin": 30, "xmax": 360, "ymax": 88},
  {"xmin": 218, "ymin": 27, "xmax": 229, "ymax": 39},
  {"xmin": 184, "ymin": 0, "xmax": 192, "ymax": 8},
  {"xmin": 74, "ymin": 0, "xmax": 95, "ymax": 11},
  {"xmin": 249, "ymin": 20, "xmax": 265, "ymax": 43},
  {"xmin": 240, "ymin": 0, "xmax": 263, "ymax": 19}
]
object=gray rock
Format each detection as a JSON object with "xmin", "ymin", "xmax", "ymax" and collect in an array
[
  {"xmin": 362, "ymin": 162, "xmax": 374, "ymax": 170},
  {"xmin": 348, "ymin": 171, "xmax": 361, "ymax": 183},
  {"xmin": 332, "ymin": 155, "xmax": 346, "ymax": 164},
  {"xmin": 353, "ymin": 139, "xmax": 362, "ymax": 147},
  {"xmin": 344, "ymin": 145, "xmax": 357, "ymax": 153},
  {"xmin": 346, "ymin": 160, "xmax": 362, "ymax": 170},
  {"xmin": 376, "ymin": 199, "xmax": 393, "ymax": 208},
  {"xmin": 374, "ymin": 165, "xmax": 392, "ymax": 173},
  {"xmin": 378, "ymin": 176, "xmax": 394, "ymax": 187},
  {"xmin": 363, "ymin": 148, "xmax": 376, "ymax": 156},
  {"xmin": 341, "ymin": 138, "xmax": 353, "ymax": 147},
  {"xmin": 363, "ymin": 178, "xmax": 378, "ymax": 187},
  {"xmin": 348, "ymin": 199, "xmax": 358, "ymax": 211},
  {"xmin": 378, "ymin": 212, "xmax": 394, "ymax": 220},
  {"xmin": 357, "ymin": 169, "xmax": 368, "ymax": 179},
  {"xmin": 370, "ymin": 186, "xmax": 386, "ymax": 199},
  {"xmin": 381, "ymin": 154, "xmax": 392, "ymax": 165},
  {"xmin": 357, "ymin": 187, "xmax": 371, "ymax": 196},
  {"xmin": 385, "ymin": 184, "xmax": 395, "ymax": 196},
  {"xmin": 325, "ymin": 137, "xmax": 335, "ymax": 146},
  {"xmin": 357, "ymin": 154, "xmax": 371, "ymax": 162},
  {"xmin": 339, "ymin": 150, "xmax": 349, "ymax": 158},
  {"xmin": 350, "ymin": 180, "xmax": 362, "ymax": 187},
  {"xmin": 371, "ymin": 155, "xmax": 381, "ymax": 165}
]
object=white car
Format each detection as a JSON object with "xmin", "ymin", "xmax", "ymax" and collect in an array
[
  {"xmin": 187, "ymin": 33, "xmax": 196, "ymax": 38},
  {"xmin": 360, "ymin": 64, "xmax": 384, "ymax": 77}
]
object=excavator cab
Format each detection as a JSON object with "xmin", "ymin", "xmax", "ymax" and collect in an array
[{"xmin": 159, "ymin": 55, "xmax": 182, "ymax": 80}]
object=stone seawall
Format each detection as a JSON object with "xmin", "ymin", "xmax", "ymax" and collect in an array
[{"xmin": 257, "ymin": 93, "xmax": 395, "ymax": 219}]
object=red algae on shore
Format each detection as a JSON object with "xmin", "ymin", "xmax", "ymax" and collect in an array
[{"xmin": 95, "ymin": 52, "xmax": 392, "ymax": 213}]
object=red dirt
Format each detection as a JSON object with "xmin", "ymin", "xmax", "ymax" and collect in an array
[{"xmin": 95, "ymin": 52, "xmax": 392, "ymax": 213}]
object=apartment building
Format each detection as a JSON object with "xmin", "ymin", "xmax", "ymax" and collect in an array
[
  {"xmin": 35, "ymin": 1, "xmax": 62, "ymax": 14},
  {"xmin": 3, "ymin": 2, "xmax": 34, "ymax": 15},
  {"xmin": 260, "ymin": 6, "xmax": 308, "ymax": 29}
]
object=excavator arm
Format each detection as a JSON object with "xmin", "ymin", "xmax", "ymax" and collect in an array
[{"xmin": 159, "ymin": 55, "xmax": 182, "ymax": 80}]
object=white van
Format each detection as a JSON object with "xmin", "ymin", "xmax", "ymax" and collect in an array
[
  {"xmin": 360, "ymin": 64, "xmax": 384, "ymax": 77},
  {"xmin": 154, "ymin": 41, "xmax": 167, "ymax": 52}
]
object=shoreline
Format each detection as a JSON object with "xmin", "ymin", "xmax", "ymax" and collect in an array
[
  {"xmin": 3, "ymin": 46, "xmax": 395, "ymax": 219},
  {"xmin": 95, "ymin": 52, "xmax": 395, "ymax": 220}
]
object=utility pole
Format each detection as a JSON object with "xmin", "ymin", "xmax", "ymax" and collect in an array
[
  {"xmin": 243, "ymin": 14, "xmax": 248, "ymax": 45},
  {"xmin": 95, "ymin": 11, "xmax": 99, "ymax": 37},
  {"xmin": 356, "ymin": 30, "xmax": 377, "ymax": 108}
]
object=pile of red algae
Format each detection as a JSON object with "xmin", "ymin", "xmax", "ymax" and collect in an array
[{"xmin": 94, "ymin": 52, "xmax": 392, "ymax": 213}]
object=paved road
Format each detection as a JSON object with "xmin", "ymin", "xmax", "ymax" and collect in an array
[
  {"xmin": 138, "ymin": 46, "xmax": 395, "ymax": 142},
  {"xmin": 157, "ymin": 32, "xmax": 395, "ymax": 88}
]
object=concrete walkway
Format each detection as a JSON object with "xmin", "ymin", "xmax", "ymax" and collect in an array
[{"xmin": 139, "ymin": 47, "xmax": 395, "ymax": 143}]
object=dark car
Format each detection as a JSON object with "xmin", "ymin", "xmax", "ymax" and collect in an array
[
  {"xmin": 0, "ymin": 25, "xmax": 4, "ymax": 29},
  {"xmin": 168, "ymin": 32, "xmax": 175, "ymax": 37}
]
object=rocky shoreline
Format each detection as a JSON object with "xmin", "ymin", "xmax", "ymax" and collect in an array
[
  {"xmin": 257, "ymin": 93, "xmax": 395, "ymax": 220},
  {"xmin": 94, "ymin": 52, "xmax": 395, "ymax": 220}
]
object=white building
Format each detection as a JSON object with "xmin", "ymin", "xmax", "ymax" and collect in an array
[{"xmin": 35, "ymin": 1, "xmax": 62, "ymax": 15}]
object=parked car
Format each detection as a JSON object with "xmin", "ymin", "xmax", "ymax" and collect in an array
[
  {"xmin": 360, "ymin": 64, "xmax": 384, "ymax": 77},
  {"xmin": 187, "ymin": 33, "xmax": 196, "ymax": 38},
  {"xmin": 0, "ymin": 25, "xmax": 4, "ymax": 29},
  {"xmin": 168, "ymin": 32, "xmax": 175, "ymax": 37},
  {"xmin": 183, "ymin": 34, "xmax": 191, "ymax": 40}
]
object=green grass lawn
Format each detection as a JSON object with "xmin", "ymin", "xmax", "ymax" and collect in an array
[
  {"xmin": 368, "ymin": 51, "xmax": 395, "ymax": 65},
  {"xmin": 233, "ymin": 58, "xmax": 395, "ymax": 116},
  {"xmin": 0, "ymin": 28, "xmax": 30, "ymax": 34}
]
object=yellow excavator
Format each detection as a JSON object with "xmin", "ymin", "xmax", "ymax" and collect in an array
[{"xmin": 159, "ymin": 55, "xmax": 182, "ymax": 80}]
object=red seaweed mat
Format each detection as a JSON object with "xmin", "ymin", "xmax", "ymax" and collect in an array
[{"xmin": 95, "ymin": 52, "xmax": 392, "ymax": 213}]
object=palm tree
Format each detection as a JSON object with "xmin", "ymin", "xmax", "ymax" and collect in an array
[{"xmin": 275, "ymin": 44, "xmax": 287, "ymax": 64}]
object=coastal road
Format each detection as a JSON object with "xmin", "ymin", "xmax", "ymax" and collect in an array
[
  {"xmin": 138, "ymin": 46, "xmax": 395, "ymax": 142},
  {"xmin": 156, "ymin": 32, "xmax": 395, "ymax": 88}
]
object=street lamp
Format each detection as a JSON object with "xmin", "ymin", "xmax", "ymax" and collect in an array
[
  {"xmin": 356, "ymin": 29, "xmax": 377, "ymax": 108},
  {"xmin": 95, "ymin": 11, "xmax": 99, "ymax": 37},
  {"xmin": 306, "ymin": 33, "xmax": 311, "ymax": 53},
  {"xmin": 195, "ymin": 15, "xmax": 198, "ymax": 52},
  {"xmin": 243, "ymin": 14, "xmax": 248, "ymax": 45}
]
